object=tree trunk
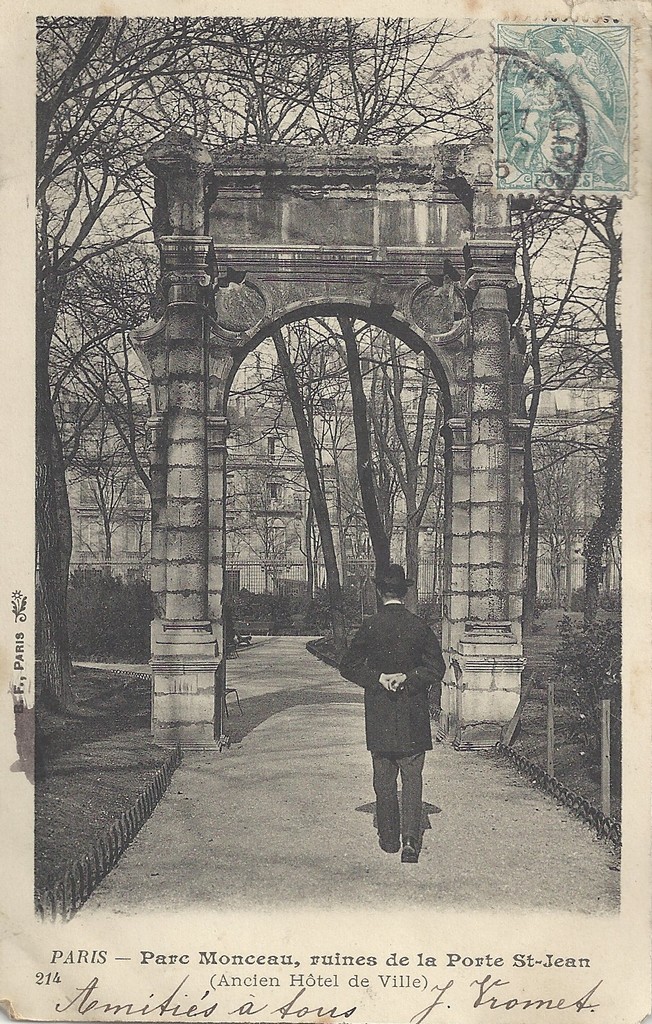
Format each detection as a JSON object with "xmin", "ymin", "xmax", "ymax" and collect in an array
[
  {"xmin": 332, "ymin": 460, "xmax": 348, "ymax": 586},
  {"xmin": 339, "ymin": 316, "xmax": 390, "ymax": 574},
  {"xmin": 522, "ymin": 432, "xmax": 539, "ymax": 635},
  {"xmin": 584, "ymin": 402, "xmax": 621, "ymax": 625},
  {"xmin": 36, "ymin": 285, "xmax": 74, "ymax": 708},
  {"xmin": 564, "ymin": 530, "xmax": 573, "ymax": 611},
  {"xmin": 272, "ymin": 331, "xmax": 347, "ymax": 652},
  {"xmin": 404, "ymin": 509, "xmax": 419, "ymax": 612},
  {"xmin": 305, "ymin": 498, "xmax": 315, "ymax": 600}
]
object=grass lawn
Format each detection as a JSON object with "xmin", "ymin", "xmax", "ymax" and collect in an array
[{"xmin": 35, "ymin": 667, "xmax": 176, "ymax": 894}]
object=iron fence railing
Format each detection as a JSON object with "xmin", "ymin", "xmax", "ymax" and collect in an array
[
  {"xmin": 493, "ymin": 742, "xmax": 622, "ymax": 850},
  {"xmin": 70, "ymin": 554, "xmax": 621, "ymax": 607},
  {"xmin": 35, "ymin": 743, "xmax": 182, "ymax": 922}
]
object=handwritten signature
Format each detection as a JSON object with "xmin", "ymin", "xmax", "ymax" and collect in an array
[{"xmin": 410, "ymin": 975, "xmax": 602, "ymax": 1023}]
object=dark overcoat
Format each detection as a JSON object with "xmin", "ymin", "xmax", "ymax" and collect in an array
[{"xmin": 339, "ymin": 603, "xmax": 446, "ymax": 754}]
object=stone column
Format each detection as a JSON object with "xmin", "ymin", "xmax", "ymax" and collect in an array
[
  {"xmin": 439, "ymin": 416, "xmax": 471, "ymax": 737},
  {"xmin": 150, "ymin": 236, "xmax": 221, "ymax": 748},
  {"xmin": 147, "ymin": 413, "xmax": 167, "ymax": 621},
  {"xmin": 508, "ymin": 417, "xmax": 530, "ymax": 645},
  {"xmin": 449, "ymin": 240, "xmax": 525, "ymax": 748},
  {"xmin": 207, "ymin": 413, "xmax": 230, "ymax": 743}
]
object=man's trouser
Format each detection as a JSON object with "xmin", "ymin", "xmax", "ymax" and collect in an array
[{"xmin": 371, "ymin": 751, "xmax": 425, "ymax": 843}]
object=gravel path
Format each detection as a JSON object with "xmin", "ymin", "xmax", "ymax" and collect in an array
[{"xmin": 85, "ymin": 637, "xmax": 619, "ymax": 915}]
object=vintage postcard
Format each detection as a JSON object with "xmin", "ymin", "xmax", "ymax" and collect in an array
[{"xmin": 1, "ymin": 1, "xmax": 651, "ymax": 1022}]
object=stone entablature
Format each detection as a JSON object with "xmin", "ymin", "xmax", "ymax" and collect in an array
[{"xmin": 135, "ymin": 131, "xmax": 528, "ymax": 750}]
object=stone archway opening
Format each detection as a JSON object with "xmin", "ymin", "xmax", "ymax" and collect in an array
[
  {"xmin": 132, "ymin": 133, "xmax": 528, "ymax": 751},
  {"xmin": 224, "ymin": 310, "xmax": 449, "ymax": 609}
]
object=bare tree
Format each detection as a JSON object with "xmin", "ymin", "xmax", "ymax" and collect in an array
[
  {"xmin": 271, "ymin": 329, "xmax": 347, "ymax": 651},
  {"xmin": 339, "ymin": 317, "xmax": 391, "ymax": 575},
  {"xmin": 365, "ymin": 333, "xmax": 443, "ymax": 608},
  {"xmin": 514, "ymin": 196, "xmax": 620, "ymax": 632},
  {"xmin": 37, "ymin": 18, "xmax": 201, "ymax": 704}
]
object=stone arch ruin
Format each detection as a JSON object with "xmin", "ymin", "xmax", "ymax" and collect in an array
[{"xmin": 132, "ymin": 132, "xmax": 528, "ymax": 751}]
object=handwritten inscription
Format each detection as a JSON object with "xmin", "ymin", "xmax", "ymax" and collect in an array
[{"xmin": 53, "ymin": 972, "xmax": 602, "ymax": 1021}]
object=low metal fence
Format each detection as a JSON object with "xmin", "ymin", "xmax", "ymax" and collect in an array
[
  {"xmin": 494, "ymin": 742, "xmax": 622, "ymax": 849},
  {"xmin": 35, "ymin": 743, "xmax": 182, "ymax": 921},
  {"xmin": 495, "ymin": 674, "xmax": 621, "ymax": 850}
]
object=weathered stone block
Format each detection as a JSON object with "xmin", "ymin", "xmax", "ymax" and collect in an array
[
  {"xmin": 471, "ymin": 415, "xmax": 507, "ymax": 446},
  {"xmin": 166, "ymin": 561, "xmax": 205, "ymax": 592},
  {"xmin": 166, "ymin": 591, "xmax": 206, "ymax": 619},
  {"xmin": 152, "ymin": 715, "xmax": 217, "ymax": 748},
  {"xmin": 451, "ymin": 503, "xmax": 471, "ymax": 534},
  {"xmin": 470, "ymin": 468, "xmax": 509, "ymax": 503},
  {"xmin": 469, "ymin": 565, "xmax": 491, "ymax": 592},
  {"xmin": 472, "ymin": 379, "xmax": 509, "ymax": 412},
  {"xmin": 450, "ymin": 533, "xmax": 470, "ymax": 564},
  {"xmin": 167, "ymin": 466, "xmax": 205, "ymax": 500},
  {"xmin": 207, "ymin": 450, "xmax": 227, "ymax": 473},
  {"xmin": 167, "ymin": 309, "xmax": 204, "ymax": 342},
  {"xmin": 490, "ymin": 503, "xmax": 511, "ymax": 532},
  {"xmin": 450, "ymin": 446, "xmax": 471, "ymax": 471},
  {"xmin": 509, "ymin": 501, "xmax": 523, "ymax": 531},
  {"xmin": 507, "ymin": 563, "xmax": 524, "ymax": 594},
  {"xmin": 451, "ymin": 564, "xmax": 470, "ymax": 591},
  {"xmin": 208, "ymin": 532, "xmax": 225, "ymax": 561},
  {"xmin": 152, "ymin": 691, "xmax": 215, "ymax": 724},
  {"xmin": 468, "ymin": 504, "xmax": 490, "ymax": 532},
  {"xmin": 467, "ymin": 442, "xmax": 492, "ymax": 472},
  {"xmin": 167, "ymin": 501, "xmax": 204, "ymax": 529},
  {"xmin": 166, "ymin": 530, "xmax": 205, "ymax": 563},
  {"xmin": 468, "ymin": 532, "xmax": 494, "ymax": 564},
  {"xmin": 468, "ymin": 500, "xmax": 510, "ymax": 533},
  {"xmin": 440, "ymin": 680, "xmax": 458, "ymax": 720},
  {"xmin": 168, "ymin": 379, "xmax": 204, "ymax": 410},
  {"xmin": 150, "ymin": 562, "xmax": 167, "ymax": 593},
  {"xmin": 208, "ymin": 562, "xmax": 225, "ymax": 594},
  {"xmin": 167, "ymin": 438, "xmax": 205, "ymax": 466},
  {"xmin": 460, "ymin": 689, "xmax": 519, "ymax": 721},
  {"xmin": 447, "ymin": 593, "xmax": 469, "ymax": 622},
  {"xmin": 468, "ymin": 592, "xmax": 507, "ymax": 620}
]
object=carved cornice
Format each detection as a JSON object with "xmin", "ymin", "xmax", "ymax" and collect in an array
[
  {"xmin": 146, "ymin": 413, "xmax": 167, "ymax": 451},
  {"xmin": 445, "ymin": 416, "xmax": 471, "ymax": 448},
  {"xmin": 160, "ymin": 236, "xmax": 214, "ymax": 274},
  {"xmin": 212, "ymin": 244, "xmax": 466, "ymax": 279},
  {"xmin": 508, "ymin": 418, "xmax": 530, "ymax": 450},
  {"xmin": 206, "ymin": 415, "xmax": 230, "ymax": 451}
]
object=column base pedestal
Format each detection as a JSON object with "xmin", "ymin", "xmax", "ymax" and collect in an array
[
  {"xmin": 443, "ymin": 621, "xmax": 526, "ymax": 749},
  {"xmin": 151, "ymin": 619, "xmax": 222, "ymax": 749}
]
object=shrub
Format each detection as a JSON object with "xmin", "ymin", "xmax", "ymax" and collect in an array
[
  {"xmin": 67, "ymin": 570, "xmax": 152, "ymax": 662},
  {"xmin": 554, "ymin": 615, "xmax": 621, "ymax": 780},
  {"xmin": 417, "ymin": 596, "xmax": 442, "ymax": 628},
  {"xmin": 231, "ymin": 585, "xmax": 360, "ymax": 634}
]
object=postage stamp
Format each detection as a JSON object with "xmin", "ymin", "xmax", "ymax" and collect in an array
[{"xmin": 496, "ymin": 23, "xmax": 631, "ymax": 192}]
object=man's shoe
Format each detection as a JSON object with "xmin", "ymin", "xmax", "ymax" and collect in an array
[
  {"xmin": 401, "ymin": 837, "xmax": 419, "ymax": 863},
  {"xmin": 379, "ymin": 836, "xmax": 400, "ymax": 854}
]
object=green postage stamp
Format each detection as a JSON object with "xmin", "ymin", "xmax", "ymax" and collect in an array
[{"xmin": 496, "ymin": 23, "xmax": 631, "ymax": 192}]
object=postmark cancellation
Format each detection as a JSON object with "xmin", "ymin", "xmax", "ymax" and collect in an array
[{"xmin": 496, "ymin": 23, "xmax": 631, "ymax": 193}]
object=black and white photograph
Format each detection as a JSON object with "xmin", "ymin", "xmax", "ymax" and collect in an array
[{"xmin": 0, "ymin": 4, "xmax": 650, "ymax": 1023}]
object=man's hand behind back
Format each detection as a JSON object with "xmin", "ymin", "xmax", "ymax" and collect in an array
[{"xmin": 378, "ymin": 672, "xmax": 407, "ymax": 692}]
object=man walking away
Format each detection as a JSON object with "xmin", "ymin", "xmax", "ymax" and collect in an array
[{"xmin": 339, "ymin": 564, "xmax": 446, "ymax": 863}]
